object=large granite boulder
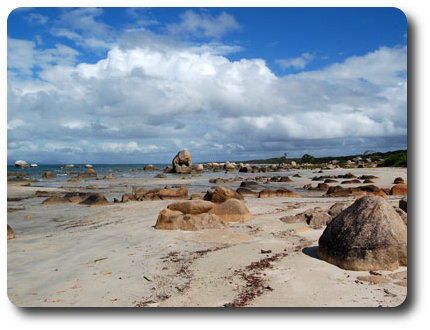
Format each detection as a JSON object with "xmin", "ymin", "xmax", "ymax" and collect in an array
[
  {"xmin": 318, "ymin": 196, "xmax": 407, "ymax": 271},
  {"xmin": 172, "ymin": 149, "xmax": 192, "ymax": 173},
  {"xmin": 144, "ymin": 164, "xmax": 154, "ymax": 171},
  {"xmin": 14, "ymin": 160, "xmax": 28, "ymax": 168}
]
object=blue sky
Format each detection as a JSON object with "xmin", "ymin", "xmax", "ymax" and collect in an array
[{"xmin": 7, "ymin": 7, "xmax": 407, "ymax": 164}]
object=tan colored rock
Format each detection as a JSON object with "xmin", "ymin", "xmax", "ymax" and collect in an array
[
  {"xmin": 103, "ymin": 173, "xmax": 116, "ymax": 180},
  {"xmin": 390, "ymin": 184, "xmax": 407, "ymax": 196},
  {"xmin": 144, "ymin": 164, "xmax": 154, "ymax": 171},
  {"xmin": 318, "ymin": 196, "xmax": 407, "ymax": 271},
  {"xmin": 157, "ymin": 186, "xmax": 188, "ymax": 200},
  {"xmin": 154, "ymin": 209, "xmax": 225, "ymax": 231},
  {"xmin": 167, "ymin": 200, "xmax": 215, "ymax": 214},
  {"xmin": 204, "ymin": 186, "xmax": 243, "ymax": 203},
  {"xmin": 212, "ymin": 199, "xmax": 252, "ymax": 223},
  {"xmin": 42, "ymin": 171, "xmax": 55, "ymax": 179},
  {"xmin": 7, "ymin": 225, "xmax": 15, "ymax": 240},
  {"xmin": 79, "ymin": 168, "xmax": 97, "ymax": 178}
]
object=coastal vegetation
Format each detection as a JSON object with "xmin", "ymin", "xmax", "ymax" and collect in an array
[{"xmin": 233, "ymin": 149, "xmax": 407, "ymax": 167}]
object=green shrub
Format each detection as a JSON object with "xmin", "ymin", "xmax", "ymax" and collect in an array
[{"xmin": 381, "ymin": 152, "xmax": 407, "ymax": 167}]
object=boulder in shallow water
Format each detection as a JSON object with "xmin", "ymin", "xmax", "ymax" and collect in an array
[
  {"xmin": 172, "ymin": 149, "xmax": 192, "ymax": 173},
  {"xmin": 14, "ymin": 160, "xmax": 28, "ymax": 168},
  {"xmin": 144, "ymin": 164, "xmax": 154, "ymax": 171},
  {"xmin": 78, "ymin": 168, "xmax": 97, "ymax": 178},
  {"xmin": 103, "ymin": 173, "xmax": 116, "ymax": 180},
  {"xmin": 42, "ymin": 171, "xmax": 55, "ymax": 179},
  {"xmin": 318, "ymin": 196, "xmax": 407, "ymax": 271}
]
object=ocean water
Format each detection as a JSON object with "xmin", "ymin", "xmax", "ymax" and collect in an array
[
  {"xmin": 7, "ymin": 163, "xmax": 305, "ymax": 196},
  {"xmin": 7, "ymin": 164, "xmax": 170, "ymax": 186}
]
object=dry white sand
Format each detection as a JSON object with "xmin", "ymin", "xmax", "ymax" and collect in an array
[{"xmin": 7, "ymin": 167, "xmax": 407, "ymax": 307}]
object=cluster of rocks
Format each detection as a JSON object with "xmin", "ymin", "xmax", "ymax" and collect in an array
[
  {"xmin": 14, "ymin": 160, "xmax": 34, "ymax": 169},
  {"xmin": 325, "ymin": 185, "xmax": 389, "ymax": 198},
  {"xmin": 155, "ymin": 189, "xmax": 252, "ymax": 231},
  {"xmin": 116, "ymin": 186, "xmax": 189, "ymax": 203},
  {"xmin": 318, "ymin": 196, "xmax": 407, "ymax": 271},
  {"xmin": 42, "ymin": 192, "xmax": 109, "ymax": 206},
  {"xmin": 312, "ymin": 173, "xmax": 379, "ymax": 182}
]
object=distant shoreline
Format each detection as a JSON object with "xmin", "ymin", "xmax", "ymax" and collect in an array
[{"xmin": 7, "ymin": 149, "xmax": 407, "ymax": 167}]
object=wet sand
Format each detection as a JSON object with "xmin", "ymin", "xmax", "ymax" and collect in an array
[{"xmin": 7, "ymin": 167, "xmax": 407, "ymax": 307}]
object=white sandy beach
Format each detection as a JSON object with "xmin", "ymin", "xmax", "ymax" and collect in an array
[{"xmin": 7, "ymin": 167, "xmax": 407, "ymax": 307}]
